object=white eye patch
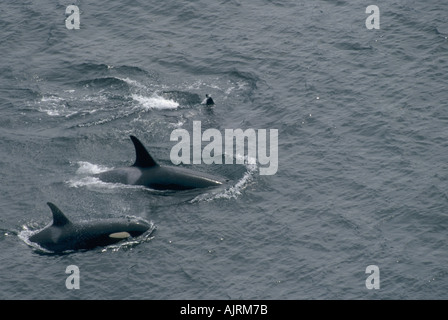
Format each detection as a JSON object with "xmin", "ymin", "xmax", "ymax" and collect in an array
[{"xmin": 109, "ymin": 232, "xmax": 131, "ymax": 239}]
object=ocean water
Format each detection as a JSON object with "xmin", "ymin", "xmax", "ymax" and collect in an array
[{"xmin": 0, "ymin": 0, "xmax": 447, "ymax": 300}]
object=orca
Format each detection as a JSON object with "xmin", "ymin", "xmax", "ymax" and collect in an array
[
  {"xmin": 202, "ymin": 94, "xmax": 215, "ymax": 106},
  {"xmin": 29, "ymin": 202, "xmax": 151, "ymax": 253},
  {"xmin": 96, "ymin": 135, "xmax": 224, "ymax": 190}
]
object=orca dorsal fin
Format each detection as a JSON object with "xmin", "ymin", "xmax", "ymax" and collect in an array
[
  {"xmin": 47, "ymin": 202, "xmax": 71, "ymax": 227},
  {"xmin": 130, "ymin": 135, "xmax": 158, "ymax": 168}
]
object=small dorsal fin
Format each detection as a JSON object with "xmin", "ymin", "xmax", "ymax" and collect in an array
[
  {"xmin": 47, "ymin": 202, "xmax": 71, "ymax": 227},
  {"xmin": 130, "ymin": 135, "xmax": 158, "ymax": 168}
]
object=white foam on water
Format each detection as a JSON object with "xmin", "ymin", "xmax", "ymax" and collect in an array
[
  {"xmin": 67, "ymin": 176, "xmax": 111, "ymax": 189},
  {"xmin": 18, "ymin": 226, "xmax": 53, "ymax": 254},
  {"xmin": 75, "ymin": 161, "xmax": 111, "ymax": 175},
  {"xmin": 37, "ymin": 95, "xmax": 70, "ymax": 117},
  {"xmin": 131, "ymin": 93, "xmax": 179, "ymax": 110},
  {"xmin": 67, "ymin": 161, "xmax": 121, "ymax": 190},
  {"xmin": 36, "ymin": 94, "xmax": 105, "ymax": 117}
]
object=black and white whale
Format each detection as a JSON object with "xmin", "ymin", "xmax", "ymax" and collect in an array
[
  {"xmin": 96, "ymin": 135, "xmax": 224, "ymax": 190},
  {"xmin": 29, "ymin": 202, "xmax": 151, "ymax": 253}
]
